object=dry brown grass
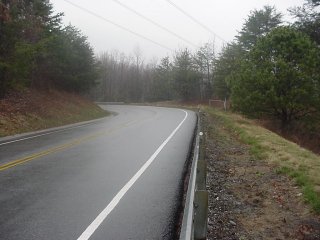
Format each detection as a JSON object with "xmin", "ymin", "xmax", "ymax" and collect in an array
[
  {"xmin": 0, "ymin": 89, "xmax": 108, "ymax": 137},
  {"xmin": 204, "ymin": 106, "xmax": 320, "ymax": 213}
]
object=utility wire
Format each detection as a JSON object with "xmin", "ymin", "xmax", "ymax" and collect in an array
[
  {"xmin": 111, "ymin": 0, "xmax": 198, "ymax": 48},
  {"xmin": 62, "ymin": 0, "xmax": 174, "ymax": 52},
  {"xmin": 165, "ymin": 0, "xmax": 227, "ymax": 43}
]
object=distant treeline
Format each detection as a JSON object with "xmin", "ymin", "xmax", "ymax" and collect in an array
[
  {"xmin": 0, "ymin": 0, "xmax": 97, "ymax": 97},
  {"xmin": 91, "ymin": 43, "xmax": 215, "ymax": 103},
  {"xmin": 93, "ymin": 1, "xmax": 320, "ymax": 129}
]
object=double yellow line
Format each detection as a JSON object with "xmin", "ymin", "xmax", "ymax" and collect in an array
[
  {"xmin": 0, "ymin": 131, "xmax": 105, "ymax": 171},
  {"xmin": 0, "ymin": 119, "xmax": 140, "ymax": 172}
]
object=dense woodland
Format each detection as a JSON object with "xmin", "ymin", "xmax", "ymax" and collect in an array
[
  {"xmin": 0, "ymin": 0, "xmax": 97, "ymax": 97},
  {"xmin": 1, "ymin": 0, "xmax": 320, "ymax": 130}
]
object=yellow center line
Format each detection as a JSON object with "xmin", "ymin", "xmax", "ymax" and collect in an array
[
  {"xmin": 0, "ymin": 118, "xmax": 144, "ymax": 172},
  {"xmin": 0, "ymin": 132, "xmax": 104, "ymax": 171}
]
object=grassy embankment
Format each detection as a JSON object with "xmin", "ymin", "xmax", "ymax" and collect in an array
[
  {"xmin": 203, "ymin": 106, "xmax": 320, "ymax": 213},
  {"xmin": 0, "ymin": 89, "xmax": 108, "ymax": 137}
]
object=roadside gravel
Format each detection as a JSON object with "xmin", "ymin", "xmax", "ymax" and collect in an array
[{"xmin": 203, "ymin": 111, "xmax": 320, "ymax": 240}]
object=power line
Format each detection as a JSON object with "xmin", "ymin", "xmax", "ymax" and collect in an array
[
  {"xmin": 111, "ymin": 0, "xmax": 198, "ymax": 48},
  {"xmin": 62, "ymin": 0, "xmax": 174, "ymax": 52},
  {"xmin": 164, "ymin": 0, "xmax": 227, "ymax": 43}
]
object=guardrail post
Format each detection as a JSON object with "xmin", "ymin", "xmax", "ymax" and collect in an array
[
  {"xmin": 194, "ymin": 129, "xmax": 208, "ymax": 240},
  {"xmin": 197, "ymin": 131, "xmax": 206, "ymax": 189},
  {"xmin": 194, "ymin": 190, "xmax": 208, "ymax": 240},
  {"xmin": 196, "ymin": 159, "xmax": 206, "ymax": 190}
]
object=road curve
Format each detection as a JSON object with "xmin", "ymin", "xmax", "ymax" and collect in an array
[{"xmin": 0, "ymin": 105, "xmax": 197, "ymax": 240}]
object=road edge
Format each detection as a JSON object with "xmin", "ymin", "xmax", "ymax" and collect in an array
[
  {"xmin": 179, "ymin": 110, "xmax": 208, "ymax": 240},
  {"xmin": 0, "ymin": 114, "xmax": 113, "ymax": 145}
]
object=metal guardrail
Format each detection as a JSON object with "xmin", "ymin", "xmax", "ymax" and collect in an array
[
  {"xmin": 95, "ymin": 102, "xmax": 208, "ymax": 238},
  {"xmin": 180, "ymin": 112, "xmax": 208, "ymax": 240}
]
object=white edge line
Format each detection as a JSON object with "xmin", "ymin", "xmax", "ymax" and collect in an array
[
  {"xmin": 77, "ymin": 109, "xmax": 188, "ymax": 240},
  {"xmin": 179, "ymin": 114, "xmax": 199, "ymax": 240},
  {"xmin": 0, "ymin": 122, "xmax": 95, "ymax": 146}
]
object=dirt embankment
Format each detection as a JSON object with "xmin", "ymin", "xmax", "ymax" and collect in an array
[
  {"xmin": 203, "ymin": 111, "xmax": 320, "ymax": 240},
  {"xmin": 0, "ymin": 89, "xmax": 108, "ymax": 137}
]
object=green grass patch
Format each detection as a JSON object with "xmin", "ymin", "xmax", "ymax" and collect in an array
[
  {"xmin": 276, "ymin": 166, "xmax": 320, "ymax": 213},
  {"xmin": 205, "ymin": 107, "xmax": 267, "ymax": 160},
  {"xmin": 204, "ymin": 106, "xmax": 320, "ymax": 213}
]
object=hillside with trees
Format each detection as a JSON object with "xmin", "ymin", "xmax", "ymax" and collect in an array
[
  {"xmin": 0, "ymin": 0, "xmax": 106, "ymax": 136},
  {"xmin": 0, "ymin": 0, "xmax": 97, "ymax": 97},
  {"xmin": 212, "ymin": 1, "xmax": 320, "ymax": 152}
]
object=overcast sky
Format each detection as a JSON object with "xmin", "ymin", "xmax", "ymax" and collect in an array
[{"xmin": 51, "ymin": 0, "xmax": 306, "ymax": 60}]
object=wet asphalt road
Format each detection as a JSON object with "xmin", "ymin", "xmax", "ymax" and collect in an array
[{"xmin": 0, "ymin": 105, "xmax": 197, "ymax": 240}]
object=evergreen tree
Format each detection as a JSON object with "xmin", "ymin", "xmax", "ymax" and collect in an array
[
  {"xmin": 213, "ymin": 42, "xmax": 242, "ymax": 100},
  {"xmin": 213, "ymin": 6, "xmax": 282, "ymax": 101},
  {"xmin": 0, "ymin": 0, "xmax": 62, "ymax": 94},
  {"xmin": 151, "ymin": 57, "xmax": 174, "ymax": 101},
  {"xmin": 173, "ymin": 49, "xmax": 200, "ymax": 101},
  {"xmin": 0, "ymin": 0, "xmax": 97, "ymax": 97},
  {"xmin": 50, "ymin": 25, "xmax": 98, "ymax": 93},
  {"xmin": 237, "ymin": 5, "xmax": 283, "ymax": 51},
  {"xmin": 290, "ymin": 0, "xmax": 320, "ymax": 45},
  {"xmin": 231, "ymin": 26, "xmax": 320, "ymax": 127}
]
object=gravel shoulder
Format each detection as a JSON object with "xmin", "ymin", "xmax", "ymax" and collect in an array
[{"xmin": 203, "ymin": 110, "xmax": 320, "ymax": 240}]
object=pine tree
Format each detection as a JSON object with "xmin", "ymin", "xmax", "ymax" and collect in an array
[
  {"xmin": 290, "ymin": 0, "xmax": 320, "ymax": 45},
  {"xmin": 236, "ymin": 5, "xmax": 282, "ymax": 51},
  {"xmin": 231, "ymin": 26, "xmax": 320, "ymax": 127},
  {"xmin": 173, "ymin": 49, "xmax": 200, "ymax": 101}
]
